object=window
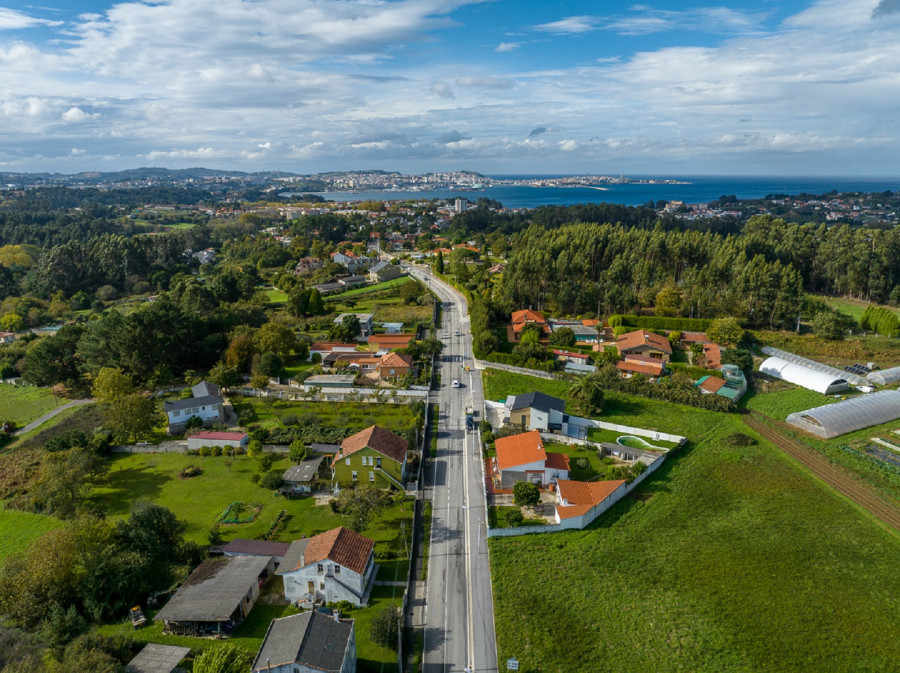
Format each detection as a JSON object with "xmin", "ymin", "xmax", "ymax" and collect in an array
[
  {"xmin": 317, "ymin": 564, "xmax": 323, "ymax": 573},
  {"xmin": 352, "ymin": 471, "xmax": 358, "ymax": 481},
  {"xmin": 334, "ymin": 565, "xmax": 340, "ymax": 575},
  {"xmin": 369, "ymin": 471, "xmax": 375, "ymax": 482},
  {"xmin": 320, "ymin": 582, "xmax": 325, "ymax": 590},
  {"xmin": 345, "ymin": 458, "xmax": 350, "ymax": 466},
  {"xmin": 173, "ymin": 410, "xmax": 180, "ymax": 417},
  {"xmin": 191, "ymin": 406, "xmax": 199, "ymax": 414}
]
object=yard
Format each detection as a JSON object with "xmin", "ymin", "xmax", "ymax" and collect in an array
[
  {"xmin": 326, "ymin": 278, "xmax": 432, "ymax": 325},
  {"xmin": 489, "ymin": 404, "xmax": 900, "ymax": 673},
  {"xmin": 231, "ymin": 396, "xmax": 416, "ymax": 435},
  {"xmin": 743, "ymin": 385, "xmax": 838, "ymax": 420},
  {"xmin": 0, "ymin": 507, "xmax": 63, "ymax": 562},
  {"xmin": 542, "ymin": 442, "xmax": 605, "ymax": 481},
  {"xmin": 0, "ymin": 384, "xmax": 61, "ymax": 427}
]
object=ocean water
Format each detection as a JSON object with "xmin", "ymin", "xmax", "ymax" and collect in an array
[{"xmin": 312, "ymin": 176, "xmax": 900, "ymax": 209}]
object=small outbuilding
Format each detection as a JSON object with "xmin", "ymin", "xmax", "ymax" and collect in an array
[
  {"xmin": 252, "ymin": 611, "xmax": 357, "ymax": 673},
  {"xmin": 125, "ymin": 644, "xmax": 190, "ymax": 673},
  {"xmin": 187, "ymin": 431, "xmax": 248, "ymax": 451},
  {"xmin": 283, "ymin": 456, "xmax": 327, "ymax": 493},
  {"xmin": 220, "ymin": 539, "xmax": 291, "ymax": 564}
]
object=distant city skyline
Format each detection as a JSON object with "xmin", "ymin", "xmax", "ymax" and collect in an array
[{"xmin": 1, "ymin": 0, "xmax": 899, "ymax": 175}]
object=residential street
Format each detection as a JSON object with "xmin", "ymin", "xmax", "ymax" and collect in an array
[{"xmin": 404, "ymin": 263, "xmax": 498, "ymax": 673}]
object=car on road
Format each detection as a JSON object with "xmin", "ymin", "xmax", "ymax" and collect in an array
[
  {"xmin": 455, "ymin": 330, "xmax": 461, "ymax": 336},
  {"xmin": 452, "ymin": 379, "xmax": 462, "ymax": 388}
]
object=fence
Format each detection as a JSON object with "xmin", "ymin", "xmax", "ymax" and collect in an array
[
  {"xmin": 567, "ymin": 417, "xmax": 687, "ymax": 445},
  {"xmin": 233, "ymin": 386, "xmax": 427, "ymax": 403},
  {"xmin": 486, "ymin": 442, "xmax": 674, "ymax": 538},
  {"xmin": 474, "ymin": 359, "xmax": 556, "ymax": 380}
]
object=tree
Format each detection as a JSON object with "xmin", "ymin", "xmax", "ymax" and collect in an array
[
  {"xmin": 329, "ymin": 314, "xmax": 361, "ymax": 342},
  {"xmin": 22, "ymin": 324, "xmax": 85, "ymax": 386},
  {"xmin": 400, "ymin": 280, "xmax": 426, "ymax": 304},
  {"xmin": 257, "ymin": 352, "xmax": 284, "ymax": 378},
  {"xmin": 289, "ymin": 440, "xmax": 307, "ymax": 463},
  {"xmin": 255, "ymin": 322, "xmax": 297, "ymax": 356},
  {"xmin": 513, "ymin": 481, "xmax": 540, "ymax": 507},
  {"xmin": 247, "ymin": 439, "xmax": 262, "ymax": 459},
  {"xmin": 567, "ymin": 372, "xmax": 605, "ymax": 416},
  {"xmin": 335, "ymin": 486, "xmax": 390, "ymax": 532},
  {"xmin": 548, "ymin": 327, "xmax": 575, "ymax": 348},
  {"xmin": 721, "ymin": 347, "xmax": 753, "ymax": 370},
  {"xmin": 812, "ymin": 311, "xmax": 847, "ymax": 340},
  {"xmin": 434, "ymin": 251, "xmax": 444, "ymax": 274},
  {"xmin": 370, "ymin": 604, "xmax": 401, "ymax": 650},
  {"xmin": 260, "ymin": 470, "xmax": 284, "ymax": 490},
  {"xmin": 706, "ymin": 317, "xmax": 745, "ymax": 347},
  {"xmin": 91, "ymin": 368, "xmax": 135, "ymax": 405},
  {"xmin": 104, "ymin": 394, "xmax": 160, "ymax": 442},
  {"xmin": 224, "ymin": 333, "xmax": 254, "ymax": 371},
  {"xmin": 654, "ymin": 285, "xmax": 682, "ymax": 317},
  {"xmin": 207, "ymin": 361, "xmax": 243, "ymax": 389},
  {"xmin": 250, "ymin": 371, "xmax": 269, "ymax": 390},
  {"xmin": 0, "ymin": 313, "xmax": 25, "ymax": 332},
  {"xmin": 193, "ymin": 643, "xmax": 253, "ymax": 673}
]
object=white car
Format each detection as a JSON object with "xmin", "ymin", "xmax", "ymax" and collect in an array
[{"xmin": 451, "ymin": 379, "xmax": 461, "ymax": 388}]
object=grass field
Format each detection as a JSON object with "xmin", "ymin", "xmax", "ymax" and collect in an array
[
  {"xmin": 758, "ymin": 330, "xmax": 900, "ymax": 368},
  {"xmin": 264, "ymin": 287, "xmax": 288, "ymax": 304},
  {"xmin": 330, "ymin": 277, "xmax": 411, "ymax": 299},
  {"xmin": 91, "ymin": 452, "xmax": 414, "ymax": 551},
  {"xmin": 0, "ymin": 507, "xmax": 63, "ymax": 562},
  {"xmin": 232, "ymin": 397, "xmax": 415, "ymax": 434},
  {"xmin": 810, "ymin": 293, "xmax": 872, "ymax": 321},
  {"xmin": 744, "ymin": 385, "xmax": 837, "ymax": 419},
  {"xmin": 542, "ymin": 442, "xmax": 604, "ymax": 480},
  {"xmin": 489, "ymin": 400, "xmax": 900, "ymax": 673},
  {"xmin": 481, "ymin": 369, "xmax": 569, "ymax": 402},
  {"xmin": 0, "ymin": 384, "xmax": 60, "ymax": 427},
  {"xmin": 326, "ymin": 278, "xmax": 432, "ymax": 325}
]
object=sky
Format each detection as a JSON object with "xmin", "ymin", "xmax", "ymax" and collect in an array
[{"xmin": 0, "ymin": 0, "xmax": 899, "ymax": 176}]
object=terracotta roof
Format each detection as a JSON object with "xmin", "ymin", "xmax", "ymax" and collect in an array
[
  {"xmin": 544, "ymin": 452, "xmax": 571, "ymax": 471},
  {"xmin": 703, "ymin": 343, "xmax": 722, "ymax": 369},
  {"xmin": 510, "ymin": 309, "xmax": 547, "ymax": 325},
  {"xmin": 367, "ymin": 334, "xmax": 415, "ymax": 346},
  {"xmin": 616, "ymin": 361, "xmax": 664, "ymax": 376},
  {"xmin": 679, "ymin": 331, "xmax": 709, "ymax": 343},
  {"xmin": 495, "ymin": 430, "xmax": 547, "ymax": 471},
  {"xmin": 697, "ymin": 376, "xmax": 727, "ymax": 393},
  {"xmin": 339, "ymin": 425, "xmax": 408, "ymax": 464},
  {"xmin": 310, "ymin": 342, "xmax": 358, "ymax": 351},
  {"xmin": 380, "ymin": 352, "xmax": 413, "ymax": 368},
  {"xmin": 622, "ymin": 353, "xmax": 666, "ymax": 366},
  {"xmin": 556, "ymin": 479, "xmax": 626, "ymax": 519},
  {"xmin": 617, "ymin": 329, "xmax": 672, "ymax": 355},
  {"xmin": 280, "ymin": 527, "xmax": 374, "ymax": 576},
  {"xmin": 190, "ymin": 431, "xmax": 247, "ymax": 441},
  {"xmin": 581, "ymin": 319, "xmax": 600, "ymax": 327}
]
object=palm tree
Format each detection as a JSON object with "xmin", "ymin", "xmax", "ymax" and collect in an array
[{"xmin": 567, "ymin": 372, "xmax": 604, "ymax": 416}]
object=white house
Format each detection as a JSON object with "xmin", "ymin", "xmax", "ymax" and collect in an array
[
  {"xmin": 331, "ymin": 251, "xmax": 374, "ymax": 274},
  {"xmin": 0, "ymin": 332, "xmax": 15, "ymax": 344},
  {"xmin": 277, "ymin": 527, "xmax": 376, "ymax": 607},
  {"xmin": 504, "ymin": 392, "xmax": 569, "ymax": 435},
  {"xmin": 252, "ymin": 611, "xmax": 357, "ymax": 673},
  {"xmin": 163, "ymin": 381, "xmax": 225, "ymax": 433},
  {"xmin": 494, "ymin": 430, "xmax": 570, "ymax": 488}
]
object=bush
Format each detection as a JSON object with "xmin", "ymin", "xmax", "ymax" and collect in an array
[
  {"xmin": 199, "ymin": 446, "xmax": 212, "ymax": 456},
  {"xmin": 575, "ymin": 457, "xmax": 589, "ymax": 471},
  {"xmin": 513, "ymin": 481, "xmax": 540, "ymax": 507},
  {"xmin": 282, "ymin": 413, "xmax": 299, "ymax": 426},
  {"xmin": 185, "ymin": 415, "xmax": 204, "ymax": 429},
  {"xmin": 179, "ymin": 465, "xmax": 202, "ymax": 479},
  {"xmin": 211, "ymin": 446, "xmax": 223, "ymax": 457},
  {"xmin": 723, "ymin": 432, "xmax": 757, "ymax": 447},
  {"xmin": 260, "ymin": 470, "xmax": 285, "ymax": 490},
  {"xmin": 250, "ymin": 473, "xmax": 260, "ymax": 484},
  {"xmin": 506, "ymin": 509, "xmax": 524, "ymax": 526}
]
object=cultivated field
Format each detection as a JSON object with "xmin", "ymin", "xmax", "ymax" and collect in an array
[{"xmin": 231, "ymin": 397, "xmax": 415, "ymax": 434}]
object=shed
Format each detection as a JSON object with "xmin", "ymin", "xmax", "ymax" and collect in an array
[
  {"xmin": 786, "ymin": 390, "xmax": 900, "ymax": 438},
  {"xmin": 220, "ymin": 538, "xmax": 291, "ymax": 563},
  {"xmin": 867, "ymin": 366, "xmax": 900, "ymax": 387},
  {"xmin": 187, "ymin": 431, "xmax": 248, "ymax": 450},
  {"xmin": 759, "ymin": 356, "xmax": 849, "ymax": 395},
  {"xmin": 282, "ymin": 456, "xmax": 326, "ymax": 493},
  {"xmin": 125, "ymin": 644, "xmax": 190, "ymax": 673},
  {"xmin": 252, "ymin": 611, "xmax": 356, "ymax": 673}
]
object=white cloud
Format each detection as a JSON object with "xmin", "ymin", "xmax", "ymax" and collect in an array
[
  {"xmin": 533, "ymin": 15, "xmax": 599, "ymax": 34},
  {"xmin": 61, "ymin": 107, "xmax": 99, "ymax": 123},
  {"xmin": 455, "ymin": 76, "xmax": 512, "ymax": 89},
  {"xmin": 559, "ymin": 139, "xmax": 578, "ymax": 151},
  {"xmin": 0, "ymin": 8, "xmax": 62, "ymax": 30},
  {"xmin": 495, "ymin": 42, "xmax": 520, "ymax": 52}
]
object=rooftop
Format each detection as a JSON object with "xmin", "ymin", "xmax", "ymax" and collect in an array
[
  {"xmin": 252, "ymin": 612, "xmax": 354, "ymax": 673},
  {"xmin": 220, "ymin": 538, "xmax": 291, "ymax": 558},
  {"xmin": 155, "ymin": 555, "xmax": 271, "ymax": 623},
  {"xmin": 338, "ymin": 425, "xmax": 408, "ymax": 463},
  {"xmin": 506, "ymin": 391, "xmax": 565, "ymax": 414},
  {"xmin": 189, "ymin": 431, "xmax": 247, "ymax": 441},
  {"xmin": 556, "ymin": 479, "xmax": 627, "ymax": 519},
  {"xmin": 125, "ymin": 644, "xmax": 191, "ymax": 673},
  {"xmin": 495, "ymin": 430, "xmax": 547, "ymax": 471},
  {"xmin": 278, "ymin": 527, "xmax": 374, "ymax": 576},
  {"xmin": 617, "ymin": 329, "xmax": 672, "ymax": 354},
  {"xmin": 283, "ymin": 456, "xmax": 325, "ymax": 483}
]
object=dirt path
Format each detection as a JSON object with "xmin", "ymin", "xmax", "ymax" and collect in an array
[
  {"xmin": 744, "ymin": 413, "xmax": 900, "ymax": 532},
  {"xmin": 14, "ymin": 398, "xmax": 93, "ymax": 435}
]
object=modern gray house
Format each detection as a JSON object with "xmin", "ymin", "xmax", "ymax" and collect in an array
[{"xmin": 164, "ymin": 380, "xmax": 225, "ymax": 433}]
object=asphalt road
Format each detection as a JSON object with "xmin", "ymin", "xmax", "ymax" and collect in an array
[{"xmin": 404, "ymin": 264, "xmax": 498, "ymax": 673}]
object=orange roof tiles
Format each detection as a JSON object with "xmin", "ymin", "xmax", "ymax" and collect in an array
[
  {"xmin": 616, "ymin": 360, "xmax": 664, "ymax": 376},
  {"xmin": 544, "ymin": 453, "xmax": 571, "ymax": 471},
  {"xmin": 380, "ymin": 352, "xmax": 413, "ymax": 368},
  {"xmin": 582, "ymin": 319, "xmax": 600, "ymax": 327},
  {"xmin": 300, "ymin": 527, "xmax": 374, "ymax": 575},
  {"xmin": 495, "ymin": 430, "xmax": 546, "ymax": 471},
  {"xmin": 510, "ymin": 309, "xmax": 547, "ymax": 325},
  {"xmin": 698, "ymin": 376, "xmax": 727, "ymax": 393},
  {"xmin": 679, "ymin": 331, "xmax": 709, "ymax": 344},
  {"xmin": 617, "ymin": 329, "xmax": 672, "ymax": 354},
  {"xmin": 368, "ymin": 334, "xmax": 415, "ymax": 347},
  {"xmin": 555, "ymin": 479, "xmax": 626, "ymax": 520},
  {"xmin": 703, "ymin": 343, "xmax": 722, "ymax": 369},
  {"xmin": 552, "ymin": 349, "xmax": 591, "ymax": 360},
  {"xmin": 338, "ymin": 425, "xmax": 408, "ymax": 464}
]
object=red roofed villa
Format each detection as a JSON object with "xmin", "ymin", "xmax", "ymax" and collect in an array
[
  {"xmin": 555, "ymin": 479, "xmax": 628, "ymax": 524},
  {"xmin": 510, "ymin": 309, "xmax": 550, "ymax": 341},
  {"xmin": 494, "ymin": 430, "xmax": 570, "ymax": 488}
]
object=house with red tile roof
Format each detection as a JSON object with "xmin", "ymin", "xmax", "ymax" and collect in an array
[
  {"xmin": 617, "ymin": 329, "xmax": 672, "ymax": 363},
  {"xmin": 703, "ymin": 343, "xmax": 722, "ymax": 369},
  {"xmin": 510, "ymin": 309, "xmax": 550, "ymax": 341},
  {"xmin": 377, "ymin": 352, "xmax": 414, "ymax": 379},
  {"xmin": 554, "ymin": 479, "xmax": 628, "ymax": 525},
  {"xmin": 332, "ymin": 425, "xmax": 408, "ymax": 489},
  {"xmin": 277, "ymin": 527, "xmax": 376, "ymax": 607},
  {"xmin": 615, "ymin": 360, "xmax": 665, "ymax": 378},
  {"xmin": 494, "ymin": 430, "xmax": 570, "ymax": 488}
]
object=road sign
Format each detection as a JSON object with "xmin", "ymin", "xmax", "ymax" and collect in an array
[{"xmin": 507, "ymin": 658, "xmax": 519, "ymax": 670}]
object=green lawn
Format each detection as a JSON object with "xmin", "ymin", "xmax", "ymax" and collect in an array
[
  {"xmin": 265, "ymin": 288, "xmax": 288, "ymax": 304},
  {"xmin": 0, "ymin": 507, "xmax": 63, "ymax": 562},
  {"xmin": 489, "ymin": 403, "xmax": 900, "ymax": 673},
  {"xmin": 744, "ymin": 385, "xmax": 838, "ymax": 420},
  {"xmin": 0, "ymin": 384, "xmax": 60, "ymax": 427},
  {"xmin": 488, "ymin": 505, "xmax": 545, "ymax": 528},
  {"xmin": 232, "ymin": 397, "xmax": 415, "ymax": 434},
  {"xmin": 330, "ymin": 276, "xmax": 410, "ymax": 299},
  {"xmin": 810, "ymin": 294, "xmax": 871, "ymax": 322},
  {"xmin": 11, "ymin": 403, "xmax": 103, "ymax": 452},
  {"xmin": 542, "ymin": 442, "xmax": 603, "ymax": 480},
  {"xmin": 481, "ymin": 369, "xmax": 569, "ymax": 402}
]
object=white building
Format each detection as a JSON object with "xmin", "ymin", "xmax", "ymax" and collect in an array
[
  {"xmin": 186, "ymin": 431, "xmax": 248, "ymax": 451},
  {"xmin": 163, "ymin": 381, "xmax": 225, "ymax": 433},
  {"xmin": 277, "ymin": 527, "xmax": 376, "ymax": 607},
  {"xmin": 504, "ymin": 392, "xmax": 569, "ymax": 434},
  {"xmin": 333, "ymin": 313, "xmax": 374, "ymax": 338},
  {"xmin": 494, "ymin": 430, "xmax": 570, "ymax": 488}
]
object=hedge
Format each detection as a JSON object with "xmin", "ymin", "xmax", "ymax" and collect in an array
[
  {"xmin": 667, "ymin": 362, "xmax": 725, "ymax": 379},
  {"xmin": 610, "ymin": 314, "xmax": 714, "ymax": 331}
]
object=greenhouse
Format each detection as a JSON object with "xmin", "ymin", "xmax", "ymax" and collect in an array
[
  {"xmin": 760, "ymin": 346, "xmax": 868, "ymax": 386},
  {"xmin": 786, "ymin": 390, "xmax": 900, "ymax": 438},
  {"xmin": 867, "ymin": 366, "xmax": 900, "ymax": 387},
  {"xmin": 759, "ymin": 356, "xmax": 850, "ymax": 395}
]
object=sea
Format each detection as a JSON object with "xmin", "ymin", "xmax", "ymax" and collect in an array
[{"xmin": 309, "ymin": 176, "xmax": 900, "ymax": 210}]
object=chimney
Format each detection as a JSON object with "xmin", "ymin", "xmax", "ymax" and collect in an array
[{"xmin": 334, "ymin": 610, "xmax": 341, "ymax": 622}]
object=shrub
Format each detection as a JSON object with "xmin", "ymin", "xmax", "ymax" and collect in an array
[
  {"xmin": 199, "ymin": 446, "xmax": 212, "ymax": 457},
  {"xmin": 506, "ymin": 509, "xmax": 524, "ymax": 526},
  {"xmin": 513, "ymin": 481, "xmax": 540, "ymax": 507},
  {"xmin": 282, "ymin": 413, "xmax": 299, "ymax": 426},
  {"xmin": 185, "ymin": 415, "xmax": 204, "ymax": 429},
  {"xmin": 575, "ymin": 457, "xmax": 589, "ymax": 471},
  {"xmin": 250, "ymin": 473, "xmax": 260, "ymax": 484},
  {"xmin": 260, "ymin": 470, "xmax": 285, "ymax": 490},
  {"xmin": 723, "ymin": 432, "xmax": 757, "ymax": 447},
  {"xmin": 211, "ymin": 446, "xmax": 223, "ymax": 457},
  {"xmin": 179, "ymin": 465, "xmax": 202, "ymax": 479}
]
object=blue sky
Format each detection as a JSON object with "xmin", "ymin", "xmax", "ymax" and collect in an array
[{"xmin": 0, "ymin": 0, "xmax": 899, "ymax": 175}]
